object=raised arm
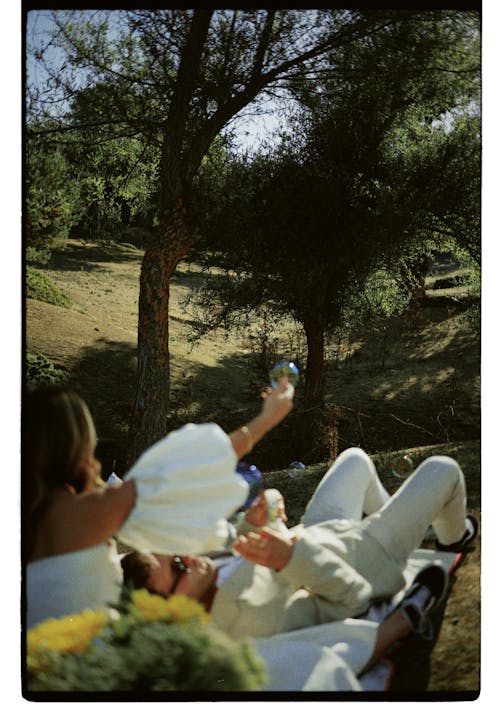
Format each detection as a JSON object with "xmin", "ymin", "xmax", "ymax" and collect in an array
[{"xmin": 228, "ymin": 379, "xmax": 294, "ymax": 459}]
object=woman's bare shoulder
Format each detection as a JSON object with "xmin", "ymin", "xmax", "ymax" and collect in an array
[{"xmin": 29, "ymin": 482, "xmax": 136, "ymax": 561}]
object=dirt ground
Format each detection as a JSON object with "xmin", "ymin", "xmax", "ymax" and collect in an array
[{"xmin": 25, "ymin": 239, "xmax": 481, "ymax": 697}]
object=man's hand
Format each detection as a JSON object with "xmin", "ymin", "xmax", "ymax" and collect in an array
[
  {"xmin": 245, "ymin": 489, "xmax": 288, "ymax": 527},
  {"xmin": 232, "ymin": 527, "xmax": 296, "ymax": 571}
]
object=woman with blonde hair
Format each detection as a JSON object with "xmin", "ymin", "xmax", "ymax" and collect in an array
[{"xmin": 23, "ymin": 381, "xmax": 294, "ymax": 629}]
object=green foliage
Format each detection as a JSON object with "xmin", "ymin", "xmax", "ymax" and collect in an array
[
  {"xmin": 26, "ymin": 267, "xmax": 72, "ymax": 308},
  {"xmin": 27, "ymin": 590, "xmax": 267, "ymax": 693},
  {"xmin": 25, "ymin": 246, "xmax": 53, "ymax": 266},
  {"xmin": 191, "ymin": 11, "xmax": 479, "ymax": 413},
  {"xmin": 25, "ymin": 136, "xmax": 82, "ymax": 250},
  {"xmin": 385, "ymin": 114, "xmax": 480, "ymax": 265},
  {"xmin": 26, "ymin": 9, "xmax": 480, "ymax": 455},
  {"xmin": 450, "ymin": 250, "xmax": 481, "ymax": 333},
  {"xmin": 69, "ymin": 128, "xmax": 159, "ymax": 242},
  {"xmin": 26, "ymin": 353, "xmax": 70, "ymax": 386},
  {"xmin": 28, "ymin": 622, "xmax": 266, "ymax": 692},
  {"xmin": 340, "ymin": 268, "xmax": 411, "ymax": 337}
]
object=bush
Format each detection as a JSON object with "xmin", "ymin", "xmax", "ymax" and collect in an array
[
  {"xmin": 25, "ymin": 246, "xmax": 54, "ymax": 266},
  {"xmin": 26, "ymin": 590, "xmax": 267, "ymax": 693},
  {"xmin": 26, "ymin": 353, "xmax": 70, "ymax": 386},
  {"xmin": 118, "ymin": 225, "xmax": 155, "ymax": 248},
  {"xmin": 25, "ymin": 141, "xmax": 82, "ymax": 250},
  {"xmin": 26, "ymin": 267, "xmax": 72, "ymax": 308}
]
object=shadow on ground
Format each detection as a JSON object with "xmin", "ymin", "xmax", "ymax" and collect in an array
[
  {"xmin": 48, "ymin": 241, "xmax": 142, "ymax": 275},
  {"xmin": 69, "ymin": 338, "xmax": 138, "ymax": 478}
]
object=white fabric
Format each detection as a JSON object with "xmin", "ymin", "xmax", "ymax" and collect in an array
[
  {"xmin": 117, "ymin": 422, "xmax": 249, "ymax": 554},
  {"xmin": 212, "ymin": 449, "xmax": 468, "ymax": 640},
  {"xmin": 362, "ymin": 457, "xmax": 467, "ymax": 561},
  {"xmin": 26, "ymin": 541, "xmax": 123, "ymax": 629},
  {"xmin": 302, "ymin": 447, "xmax": 391, "ymax": 525},
  {"xmin": 253, "ymin": 619, "xmax": 378, "ymax": 692},
  {"xmin": 304, "ymin": 447, "xmax": 468, "ymax": 566},
  {"xmin": 254, "ymin": 548, "xmax": 460, "ymax": 692},
  {"xmin": 214, "ymin": 555, "xmax": 244, "ymax": 586}
]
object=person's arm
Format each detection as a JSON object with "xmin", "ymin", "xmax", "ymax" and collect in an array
[
  {"xmin": 233, "ymin": 529, "xmax": 372, "ymax": 617},
  {"xmin": 228, "ymin": 380, "xmax": 294, "ymax": 459},
  {"xmin": 71, "ymin": 480, "xmax": 137, "ymax": 546}
]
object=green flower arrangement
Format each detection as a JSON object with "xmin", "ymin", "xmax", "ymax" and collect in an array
[{"xmin": 26, "ymin": 588, "xmax": 267, "ymax": 693}]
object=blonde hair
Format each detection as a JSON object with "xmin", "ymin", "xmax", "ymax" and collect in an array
[{"xmin": 23, "ymin": 385, "xmax": 97, "ymax": 557}]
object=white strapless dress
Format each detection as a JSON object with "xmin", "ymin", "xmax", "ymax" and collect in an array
[
  {"xmin": 26, "ymin": 422, "xmax": 248, "ymax": 629},
  {"xmin": 26, "ymin": 541, "xmax": 123, "ymax": 629}
]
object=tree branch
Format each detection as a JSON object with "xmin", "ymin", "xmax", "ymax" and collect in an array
[
  {"xmin": 161, "ymin": 10, "xmax": 214, "ymax": 196},
  {"xmin": 27, "ymin": 119, "xmax": 136, "ymax": 136},
  {"xmin": 164, "ymin": 11, "xmax": 213, "ymax": 151},
  {"xmin": 183, "ymin": 15, "xmax": 390, "ymax": 181},
  {"xmin": 251, "ymin": 10, "xmax": 276, "ymax": 79}
]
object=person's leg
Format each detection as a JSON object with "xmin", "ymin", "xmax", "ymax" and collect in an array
[
  {"xmin": 302, "ymin": 447, "xmax": 391, "ymax": 527},
  {"xmin": 362, "ymin": 455, "xmax": 467, "ymax": 567},
  {"xmin": 360, "ymin": 563, "xmax": 449, "ymax": 675},
  {"xmin": 359, "ymin": 608, "xmax": 411, "ymax": 675}
]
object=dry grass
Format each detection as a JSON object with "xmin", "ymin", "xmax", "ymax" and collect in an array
[{"xmin": 25, "ymin": 239, "xmax": 481, "ymax": 695}]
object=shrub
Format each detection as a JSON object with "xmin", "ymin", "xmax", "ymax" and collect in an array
[
  {"xmin": 25, "ymin": 246, "xmax": 54, "ymax": 266},
  {"xmin": 25, "ymin": 141, "xmax": 82, "ymax": 250},
  {"xmin": 26, "ymin": 589, "xmax": 267, "ymax": 693},
  {"xmin": 118, "ymin": 225, "xmax": 155, "ymax": 248},
  {"xmin": 26, "ymin": 267, "xmax": 72, "ymax": 308},
  {"xmin": 26, "ymin": 353, "xmax": 70, "ymax": 386}
]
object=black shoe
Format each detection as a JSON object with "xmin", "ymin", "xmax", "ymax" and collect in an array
[
  {"xmin": 435, "ymin": 514, "xmax": 479, "ymax": 552},
  {"xmin": 393, "ymin": 564, "xmax": 449, "ymax": 641}
]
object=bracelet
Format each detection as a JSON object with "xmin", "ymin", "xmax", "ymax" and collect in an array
[{"xmin": 239, "ymin": 425, "xmax": 254, "ymax": 454}]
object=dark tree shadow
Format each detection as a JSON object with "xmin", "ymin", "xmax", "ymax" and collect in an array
[
  {"xmin": 48, "ymin": 241, "xmax": 143, "ymax": 274},
  {"xmin": 68, "ymin": 338, "xmax": 137, "ymax": 478}
]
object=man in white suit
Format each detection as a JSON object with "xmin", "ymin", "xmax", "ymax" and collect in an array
[{"xmin": 122, "ymin": 446, "xmax": 477, "ymax": 642}]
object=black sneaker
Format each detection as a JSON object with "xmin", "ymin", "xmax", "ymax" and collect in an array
[
  {"xmin": 435, "ymin": 514, "xmax": 479, "ymax": 552},
  {"xmin": 394, "ymin": 564, "xmax": 449, "ymax": 641}
]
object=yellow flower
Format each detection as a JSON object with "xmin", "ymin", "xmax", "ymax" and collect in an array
[
  {"xmin": 161, "ymin": 594, "xmax": 211, "ymax": 625},
  {"xmin": 27, "ymin": 609, "xmax": 108, "ymax": 672},
  {"xmin": 130, "ymin": 590, "xmax": 211, "ymax": 625}
]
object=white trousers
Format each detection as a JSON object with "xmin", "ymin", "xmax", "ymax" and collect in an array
[{"xmin": 302, "ymin": 447, "xmax": 468, "ymax": 568}]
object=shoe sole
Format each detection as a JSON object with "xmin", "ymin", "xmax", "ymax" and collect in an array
[{"xmin": 435, "ymin": 514, "xmax": 479, "ymax": 552}]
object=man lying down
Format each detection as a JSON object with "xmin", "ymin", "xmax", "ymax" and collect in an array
[{"xmin": 120, "ymin": 446, "xmax": 477, "ymax": 691}]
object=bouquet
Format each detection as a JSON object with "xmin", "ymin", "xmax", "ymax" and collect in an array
[{"xmin": 26, "ymin": 588, "xmax": 267, "ymax": 692}]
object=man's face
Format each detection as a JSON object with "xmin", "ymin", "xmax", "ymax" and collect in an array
[{"xmin": 145, "ymin": 553, "xmax": 216, "ymax": 600}]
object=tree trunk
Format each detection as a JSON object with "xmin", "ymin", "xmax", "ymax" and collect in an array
[
  {"xmin": 407, "ymin": 252, "xmax": 430, "ymax": 309},
  {"xmin": 302, "ymin": 271, "xmax": 330, "ymax": 410},
  {"xmin": 303, "ymin": 315, "xmax": 326, "ymax": 410},
  {"xmin": 127, "ymin": 201, "xmax": 193, "ymax": 465},
  {"xmin": 291, "ymin": 313, "xmax": 327, "ymax": 463}
]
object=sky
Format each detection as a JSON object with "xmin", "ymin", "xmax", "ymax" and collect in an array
[
  {"xmin": 24, "ymin": 8, "xmax": 286, "ymax": 152},
  {"xmin": 5, "ymin": 2, "xmax": 500, "ymax": 713}
]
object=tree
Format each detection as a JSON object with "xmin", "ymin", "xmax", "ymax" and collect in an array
[
  {"xmin": 68, "ymin": 85, "xmax": 160, "ymax": 242},
  {"xmin": 190, "ymin": 11, "xmax": 480, "ymax": 414},
  {"xmin": 391, "ymin": 113, "xmax": 481, "ymax": 266},
  {"xmin": 27, "ymin": 8, "xmax": 403, "ymax": 462},
  {"xmin": 25, "ymin": 128, "xmax": 82, "ymax": 252}
]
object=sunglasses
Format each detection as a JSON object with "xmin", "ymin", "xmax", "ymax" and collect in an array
[{"xmin": 167, "ymin": 555, "xmax": 191, "ymax": 596}]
